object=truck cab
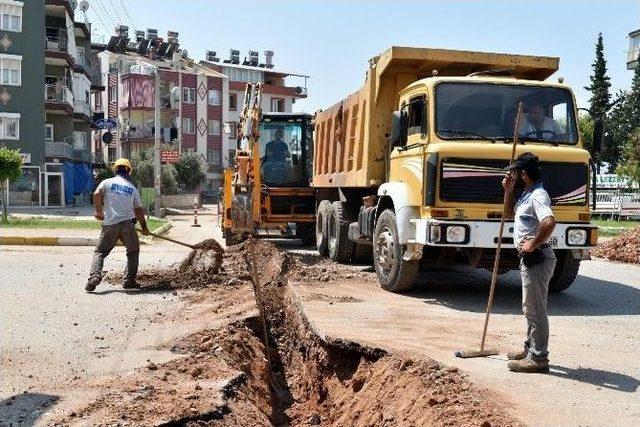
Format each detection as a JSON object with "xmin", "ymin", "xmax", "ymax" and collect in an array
[
  {"xmin": 381, "ymin": 75, "xmax": 596, "ymax": 291},
  {"xmin": 312, "ymin": 47, "xmax": 597, "ymax": 293}
]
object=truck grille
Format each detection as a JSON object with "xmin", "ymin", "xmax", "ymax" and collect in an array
[{"xmin": 439, "ymin": 158, "xmax": 588, "ymax": 206}]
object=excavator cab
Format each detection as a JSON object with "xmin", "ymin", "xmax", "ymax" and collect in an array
[
  {"xmin": 222, "ymin": 83, "xmax": 316, "ymax": 246},
  {"xmin": 259, "ymin": 113, "xmax": 313, "ymax": 187}
]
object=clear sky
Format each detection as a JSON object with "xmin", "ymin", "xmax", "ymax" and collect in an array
[{"xmin": 86, "ymin": 0, "xmax": 639, "ymax": 112}]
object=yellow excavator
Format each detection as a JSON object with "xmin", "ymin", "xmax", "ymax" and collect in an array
[{"xmin": 222, "ymin": 83, "xmax": 315, "ymax": 246}]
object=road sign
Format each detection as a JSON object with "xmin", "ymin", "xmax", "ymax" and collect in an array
[
  {"xmin": 94, "ymin": 118, "xmax": 117, "ymax": 129},
  {"xmin": 161, "ymin": 150, "xmax": 179, "ymax": 163},
  {"xmin": 102, "ymin": 131, "xmax": 113, "ymax": 145}
]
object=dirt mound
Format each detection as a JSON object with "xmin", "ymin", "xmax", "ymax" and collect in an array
[
  {"xmin": 64, "ymin": 240, "xmax": 519, "ymax": 426},
  {"xmin": 107, "ymin": 238, "xmax": 240, "ymax": 290},
  {"xmin": 591, "ymin": 226, "xmax": 640, "ymax": 264}
]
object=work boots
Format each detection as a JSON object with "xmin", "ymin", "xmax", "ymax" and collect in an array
[
  {"xmin": 122, "ymin": 281, "xmax": 140, "ymax": 290},
  {"xmin": 508, "ymin": 357, "xmax": 549, "ymax": 373},
  {"xmin": 507, "ymin": 348, "xmax": 529, "ymax": 360},
  {"xmin": 85, "ymin": 278, "xmax": 101, "ymax": 292}
]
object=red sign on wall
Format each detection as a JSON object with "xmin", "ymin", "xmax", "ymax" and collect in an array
[{"xmin": 161, "ymin": 150, "xmax": 179, "ymax": 163}]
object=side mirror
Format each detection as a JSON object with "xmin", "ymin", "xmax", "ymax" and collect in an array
[
  {"xmin": 391, "ymin": 110, "xmax": 407, "ymax": 147},
  {"xmin": 593, "ymin": 117, "xmax": 605, "ymax": 153}
]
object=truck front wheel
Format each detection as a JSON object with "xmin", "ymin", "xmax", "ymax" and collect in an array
[
  {"xmin": 548, "ymin": 250, "xmax": 580, "ymax": 293},
  {"xmin": 316, "ymin": 200, "xmax": 332, "ymax": 256},
  {"xmin": 373, "ymin": 209, "xmax": 419, "ymax": 292}
]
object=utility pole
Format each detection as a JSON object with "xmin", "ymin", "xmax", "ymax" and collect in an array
[{"xmin": 154, "ymin": 70, "xmax": 162, "ymax": 215}]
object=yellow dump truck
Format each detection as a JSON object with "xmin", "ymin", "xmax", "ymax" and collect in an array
[{"xmin": 313, "ymin": 46, "xmax": 598, "ymax": 292}]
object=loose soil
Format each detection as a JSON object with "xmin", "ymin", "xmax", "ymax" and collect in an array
[
  {"xmin": 591, "ymin": 226, "xmax": 640, "ymax": 264},
  {"xmin": 54, "ymin": 240, "xmax": 519, "ymax": 426}
]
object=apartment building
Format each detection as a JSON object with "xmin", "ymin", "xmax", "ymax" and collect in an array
[
  {"xmin": 628, "ymin": 29, "xmax": 639, "ymax": 70},
  {"xmin": 199, "ymin": 49, "xmax": 309, "ymax": 169},
  {"xmin": 93, "ymin": 28, "xmax": 228, "ymax": 191},
  {"xmin": 0, "ymin": 0, "xmax": 99, "ymax": 207}
]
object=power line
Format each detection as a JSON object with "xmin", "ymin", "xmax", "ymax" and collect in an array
[
  {"xmin": 93, "ymin": 0, "xmax": 117, "ymax": 28},
  {"xmin": 106, "ymin": 0, "xmax": 124, "ymax": 26},
  {"xmin": 117, "ymin": 0, "xmax": 136, "ymax": 31}
]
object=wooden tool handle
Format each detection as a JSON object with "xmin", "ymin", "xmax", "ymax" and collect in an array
[
  {"xmin": 137, "ymin": 228, "xmax": 196, "ymax": 249},
  {"xmin": 479, "ymin": 101, "xmax": 524, "ymax": 350}
]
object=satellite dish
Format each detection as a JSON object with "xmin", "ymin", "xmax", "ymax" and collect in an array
[{"xmin": 79, "ymin": 0, "xmax": 89, "ymax": 13}]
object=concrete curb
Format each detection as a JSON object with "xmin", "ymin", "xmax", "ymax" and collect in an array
[{"xmin": 0, "ymin": 221, "xmax": 173, "ymax": 247}]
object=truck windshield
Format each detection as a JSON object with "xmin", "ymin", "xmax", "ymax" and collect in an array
[
  {"xmin": 259, "ymin": 121, "xmax": 309, "ymax": 186},
  {"xmin": 435, "ymin": 82, "xmax": 579, "ymax": 145}
]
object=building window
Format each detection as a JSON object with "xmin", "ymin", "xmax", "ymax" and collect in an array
[
  {"xmin": 207, "ymin": 148, "xmax": 221, "ymax": 166},
  {"xmin": 109, "ymin": 85, "xmax": 117, "ymax": 102},
  {"xmin": 0, "ymin": 113, "xmax": 19, "ymax": 140},
  {"xmin": 45, "ymin": 124, "xmax": 54, "ymax": 142},
  {"xmin": 0, "ymin": 1, "xmax": 22, "ymax": 32},
  {"xmin": 271, "ymin": 98, "xmax": 285, "ymax": 113},
  {"xmin": 183, "ymin": 117, "xmax": 195, "ymax": 134},
  {"xmin": 227, "ymin": 121, "xmax": 237, "ymax": 138},
  {"xmin": 208, "ymin": 119, "xmax": 220, "ymax": 136},
  {"xmin": 229, "ymin": 93, "xmax": 238, "ymax": 111},
  {"xmin": 0, "ymin": 54, "xmax": 21, "ymax": 86},
  {"xmin": 208, "ymin": 89, "xmax": 221, "ymax": 106},
  {"xmin": 183, "ymin": 87, "xmax": 196, "ymax": 103}
]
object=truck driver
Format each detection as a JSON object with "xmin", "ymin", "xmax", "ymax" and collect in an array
[{"xmin": 519, "ymin": 101, "xmax": 563, "ymax": 141}]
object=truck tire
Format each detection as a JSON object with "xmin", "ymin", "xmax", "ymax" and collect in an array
[
  {"xmin": 328, "ymin": 201, "xmax": 354, "ymax": 262},
  {"xmin": 297, "ymin": 222, "xmax": 316, "ymax": 246},
  {"xmin": 316, "ymin": 200, "xmax": 332, "ymax": 256},
  {"xmin": 549, "ymin": 250, "xmax": 580, "ymax": 293},
  {"xmin": 353, "ymin": 242, "xmax": 372, "ymax": 264},
  {"xmin": 373, "ymin": 209, "xmax": 419, "ymax": 292}
]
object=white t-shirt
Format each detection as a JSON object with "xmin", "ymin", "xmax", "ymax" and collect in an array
[
  {"xmin": 513, "ymin": 183, "xmax": 554, "ymax": 247},
  {"xmin": 96, "ymin": 175, "xmax": 143, "ymax": 226},
  {"xmin": 519, "ymin": 117, "xmax": 562, "ymax": 139}
]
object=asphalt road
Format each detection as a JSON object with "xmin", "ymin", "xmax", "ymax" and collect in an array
[
  {"xmin": 289, "ymin": 252, "xmax": 640, "ymax": 427},
  {"xmin": 0, "ymin": 216, "xmax": 219, "ymax": 426}
]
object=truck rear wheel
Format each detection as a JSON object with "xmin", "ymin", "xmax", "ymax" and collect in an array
[
  {"xmin": 549, "ymin": 250, "xmax": 580, "ymax": 293},
  {"xmin": 316, "ymin": 200, "xmax": 332, "ymax": 256},
  {"xmin": 373, "ymin": 209, "xmax": 419, "ymax": 292},
  {"xmin": 328, "ymin": 201, "xmax": 354, "ymax": 262}
]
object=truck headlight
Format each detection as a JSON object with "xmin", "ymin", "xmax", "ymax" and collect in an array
[
  {"xmin": 430, "ymin": 225, "xmax": 442, "ymax": 243},
  {"xmin": 567, "ymin": 228, "xmax": 587, "ymax": 246},
  {"xmin": 446, "ymin": 225, "xmax": 466, "ymax": 243}
]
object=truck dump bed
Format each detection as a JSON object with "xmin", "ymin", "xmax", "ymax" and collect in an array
[{"xmin": 312, "ymin": 46, "xmax": 559, "ymax": 188}]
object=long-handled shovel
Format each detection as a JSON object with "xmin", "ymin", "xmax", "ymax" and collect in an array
[
  {"xmin": 455, "ymin": 102, "xmax": 524, "ymax": 359},
  {"xmin": 136, "ymin": 228, "xmax": 196, "ymax": 249}
]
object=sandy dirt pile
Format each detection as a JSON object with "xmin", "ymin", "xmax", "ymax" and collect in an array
[
  {"xmin": 591, "ymin": 226, "xmax": 640, "ymax": 264},
  {"xmin": 56, "ymin": 240, "xmax": 519, "ymax": 426}
]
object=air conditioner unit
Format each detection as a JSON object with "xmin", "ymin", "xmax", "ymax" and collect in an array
[
  {"xmin": 147, "ymin": 28, "xmax": 158, "ymax": 40},
  {"xmin": 206, "ymin": 50, "xmax": 219, "ymax": 62}
]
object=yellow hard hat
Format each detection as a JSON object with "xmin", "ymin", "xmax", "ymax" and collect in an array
[{"xmin": 113, "ymin": 158, "xmax": 133, "ymax": 172}]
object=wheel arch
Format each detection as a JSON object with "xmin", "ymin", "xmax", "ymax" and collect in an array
[{"xmin": 377, "ymin": 182, "xmax": 420, "ymax": 244}]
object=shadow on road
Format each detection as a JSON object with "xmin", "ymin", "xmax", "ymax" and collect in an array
[
  {"xmin": 0, "ymin": 393, "xmax": 59, "ymax": 425},
  {"xmin": 549, "ymin": 365, "xmax": 640, "ymax": 393},
  {"xmin": 403, "ymin": 266, "xmax": 640, "ymax": 317}
]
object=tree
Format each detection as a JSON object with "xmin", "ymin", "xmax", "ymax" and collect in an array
[
  {"xmin": 129, "ymin": 149, "xmax": 178, "ymax": 195},
  {"xmin": 0, "ymin": 147, "xmax": 23, "ymax": 222},
  {"xmin": 616, "ymin": 129, "xmax": 640, "ymax": 184},
  {"xmin": 603, "ymin": 91, "xmax": 629, "ymax": 169},
  {"xmin": 616, "ymin": 65, "xmax": 640, "ymax": 182},
  {"xmin": 578, "ymin": 113, "xmax": 594, "ymax": 154},
  {"xmin": 584, "ymin": 33, "xmax": 612, "ymax": 120},
  {"xmin": 174, "ymin": 150, "xmax": 206, "ymax": 191}
]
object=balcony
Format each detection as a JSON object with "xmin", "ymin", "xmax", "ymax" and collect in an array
[
  {"xmin": 74, "ymin": 50, "xmax": 91, "ymax": 74},
  {"xmin": 45, "ymin": 29, "xmax": 68, "ymax": 53},
  {"xmin": 73, "ymin": 149, "xmax": 93, "ymax": 162},
  {"xmin": 73, "ymin": 100, "xmax": 91, "ymax": 120},
  {"xmin": 45, "ymin": 141, "xmax": 73, "ymax": 158},
  {"xmin": 627, "ymin": 48, "xmax": 639, "ymax": 70},
  {"xmin": 45, "ymin": 84, "xmax": 74, "ymax": 114}
]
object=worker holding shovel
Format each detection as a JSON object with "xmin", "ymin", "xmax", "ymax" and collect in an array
[
  {"xmin": 502, "ymin": 153, "xmax": 557, "ymax": 373},
  {"xmin": 85, "ymin": 158, "xmax": 149, "ymax": 292}
]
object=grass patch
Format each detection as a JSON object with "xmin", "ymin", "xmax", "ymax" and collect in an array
[
  {"xmin": 0, "ymin": 217, "xmax": 169, "ymax": 232},
  {"xmin": 593, "ymin": 218, "xmax": 639, "ymax": 237}
]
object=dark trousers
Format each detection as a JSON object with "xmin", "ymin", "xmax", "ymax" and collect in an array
[{"xmin": 89, "ymin": 220, "xmax": 140, "ymax": 285}]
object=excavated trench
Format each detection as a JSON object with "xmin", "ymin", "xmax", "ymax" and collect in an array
[{"xmin": 60, "ymin": 240, "xmax": 519, "ymax": 426}]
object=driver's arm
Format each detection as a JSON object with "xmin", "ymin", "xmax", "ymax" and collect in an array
[{"xmin": 284, "ymin": 143, "xmax": 291, "ymax": 159}]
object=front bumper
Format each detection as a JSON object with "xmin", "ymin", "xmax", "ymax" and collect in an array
[{"xmin": 409, "ymin": 218, "xmax": 597, "ymax": 250}]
